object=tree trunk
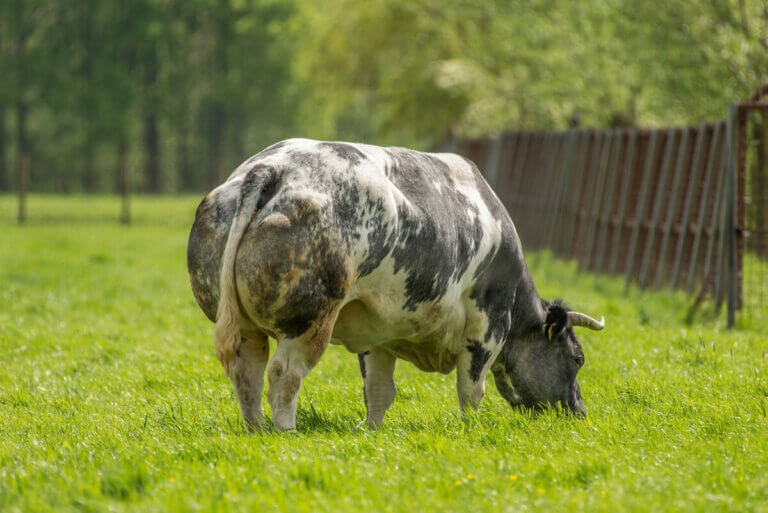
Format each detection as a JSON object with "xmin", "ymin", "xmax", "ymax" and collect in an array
[
  {"xmin": 0, "ymin": 105, "xmax": 8, "ymax": 191},
  {"xmin": 208, "ymin": 107, "xmax": 226, "ymax": 188},
  {"xmin": 81, "ymin": 146, "xmax": 96, "ymax": 192},
  {"xmin": 207, "ymin": 0, "xmax": 231, "ymax": 189},
  {"xmin": 16, "ymin": 101, "xmax": 28, "ymax": 224},
  {"xmin": 143, "ymin": 110, "xmax": 161, "ymax": 193},
  {"xmin": 176, "ymin": 119, "xmax": 191, "ymax": 191},
  {"xmin": 118, "ymin": 138, "xmax": 130, "ymax": 224},
  {"xmin": 232, "ymin": 112, "xmax": 246, "ymax": 163},
  {"xmin": 80, "ymin": 2, "xmax": 96, "ymax": 193}
]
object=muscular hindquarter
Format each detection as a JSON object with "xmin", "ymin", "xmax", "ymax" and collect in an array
[{"xmin": 233, "ymin": 204, "xmax": 353, "ymax": 339}]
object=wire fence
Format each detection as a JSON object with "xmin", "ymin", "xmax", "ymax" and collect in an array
[{"xmin": 440, "ymin": 88, "xmax": 768, "ymax": 326}]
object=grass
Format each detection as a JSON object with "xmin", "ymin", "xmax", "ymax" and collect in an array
[{"xmin": 1, "ymin": 194, "xmax": 767, "ymax": 512}]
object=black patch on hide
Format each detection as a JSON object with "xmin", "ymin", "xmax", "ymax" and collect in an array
[{"xmin": 466, "ymin": 339, "xmax": 492, "ymax": 382}]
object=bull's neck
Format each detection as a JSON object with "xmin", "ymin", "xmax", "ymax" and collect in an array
[{"xmin": 508, "ymin": 265, "xmax": 545, "ymax": 341}]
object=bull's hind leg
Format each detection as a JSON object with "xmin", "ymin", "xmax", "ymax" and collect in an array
[
  {"xmin": 359, "ymin": 348, "xmax": 397, "ymax": 428},
  {"xmin": 231, "ymin": 331, "xmax": 269, "ymax": 432},
  {"xmin": 267, "ymin": 311, "xmax": 338, "ymax": 431}
]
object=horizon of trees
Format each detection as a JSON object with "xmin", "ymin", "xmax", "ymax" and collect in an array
[{"xmin": 0, "ymin": 0, "xmax": 765, "ymax": 195}]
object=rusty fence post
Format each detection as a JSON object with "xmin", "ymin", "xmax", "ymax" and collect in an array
[
  {"xmin": 503, "ymin": 132, "xmax": 523, "ymax": 214},
  {"xmin": 609, "ymin": 130, "xmax": 638, "ymax": 275},
  {"xmin": 654, "ymin": 127, "xmax": 692, "ymax": 289},
  {"xmin": 714, "ymin": 109, "xmax": 740, "ymax": 313},
  {"xmin": 538, "ymin": 132, "xmax": 563, "ymax": 249},
  {"xmin": 625, "ymin": 131, "xmax": 660, "ymax": 291},
  {"xmin": 594, "ymin": 129, "xmax": 624, "ymax": 274},
  {"xmin": 485, "ymin": 133, "xmax": 505, "ymax": 191},
  {"xmin": 639, "ymin": 129, "xmax": 678, "ymax": 287},
  {"xmin": 726, "ymin": 104, "xmax": 739, "ymax": 327},
  {"xmin": 511, "ymin": 132, "xmax": 531, "ymax": 208},
  {"xmin": 513, "ymin": 132, "xmax": 538, "ymax": 235},
  {"xmin": 520, "ymin": 132, "xmax": 544, "ymax": 247},
  {"xmin": 671, "ymin": 123, "xmax": 708, "ymax": 288},
  {"xmin": 497, "ymin": 132, "xmax": 517, "ymax": 206},
  {"xmin": 687, "ymin": 122, "xmax": 725, "ymax": 293},
  {"xmin": 714, "ymin": 167, "xmax": 729, "ymax": 310},
  {"xmin": 540, "ymin": 132, "xmax": 563, "ymax": 248},
  {"xmin": 567, "ymin": 131, "xmax": 592, "ymax": 259},
  {"xmin": 546, "ymin": 130, "xmax": 578, "ymax": 253},
  {"xmin": 583, "ymin": 130, "xmax": 615, "ymax": 270},
  {"xmin": 577, "ymin": 132, "xmax": 604, "ymax": 268},
  {"xmin": 703, "ymin": 145, "xmax": 728, "ymax": 300}
]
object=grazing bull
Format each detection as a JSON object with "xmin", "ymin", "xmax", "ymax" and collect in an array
[{"xmin": 187, "ymin": 138, "xmax": 605, "ymax": 432}]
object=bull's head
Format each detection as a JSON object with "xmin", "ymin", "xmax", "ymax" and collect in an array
[{"xmin": 492, "ymin": 300, "xmax": 604, "ymax": 417}]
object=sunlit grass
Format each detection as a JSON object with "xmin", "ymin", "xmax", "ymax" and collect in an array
[{"xmin": 0, "ymin": 195, "xmax": 766, "ymax": 512}]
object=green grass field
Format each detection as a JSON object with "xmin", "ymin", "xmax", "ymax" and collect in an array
[{"xmin": 1, "ymin": 195, "xmax": 767, "ymax": 512}]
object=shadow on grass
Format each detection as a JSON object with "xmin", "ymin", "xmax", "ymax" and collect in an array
[{"xmin": 295, "ymin": 404, "xmax": 366, "ymax": 435}]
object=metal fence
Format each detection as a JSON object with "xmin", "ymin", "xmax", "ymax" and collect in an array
[{"xmin": 443, "ymin": 88, "xmax": 768, "ymax": 326}]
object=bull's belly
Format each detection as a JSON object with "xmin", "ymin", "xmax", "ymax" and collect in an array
[{"xmin": 331, "ymin": 281, "xmax": 471, "ymax": 374}]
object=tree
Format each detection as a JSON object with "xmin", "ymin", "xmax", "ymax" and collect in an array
[
  {"xmin": 0, "ymin": 106, "xmax": 8, "ymax": 191},
  {"xmin": 0, "ymin": 0, "xmax": 53, "ymax": 221}
]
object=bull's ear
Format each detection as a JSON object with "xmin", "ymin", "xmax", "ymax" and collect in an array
[{"xmin": 543, "ymin": 303, "xmax": 569, "ymax": 341}]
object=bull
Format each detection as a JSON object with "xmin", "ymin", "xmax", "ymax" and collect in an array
[{"xmin": 187, "ymin": 138, "xmax": 605, "ymax": 432}]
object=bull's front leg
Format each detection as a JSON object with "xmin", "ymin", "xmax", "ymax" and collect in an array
[
  {"xmin": 456, "ymin": 338, "xmax": 499, "ymax": 413},
  {"xmin": 358, "ymin": 348, "xmax": 396, "ymax": 428}
]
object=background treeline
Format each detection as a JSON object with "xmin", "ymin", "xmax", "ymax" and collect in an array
[{"xmin": 0, "ymin": 0, "xmax": 765, "ymax": 193}]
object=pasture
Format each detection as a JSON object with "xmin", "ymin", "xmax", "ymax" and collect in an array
[{"xmin": 1, "ymin": 195, "xmax": 767, "ymax": 512}]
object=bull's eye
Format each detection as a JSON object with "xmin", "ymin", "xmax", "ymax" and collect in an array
[{"xmin": 574, "ymin": 355, "xmax": 584, "ymax": 367}]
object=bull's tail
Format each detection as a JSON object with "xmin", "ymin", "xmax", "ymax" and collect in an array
[{"xmin": 214, "ymin": 167, "xmax": 277, "ymax": 376}]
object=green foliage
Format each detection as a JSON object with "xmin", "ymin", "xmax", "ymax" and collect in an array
[
  {"xmin": 293, "ymin": 0, "xmax": 767, "ymax": 143},
  {"xmin": 1, "ymin": 195, "xmax": 767, "ymax": 511},
  {"xmin": 0, "ymin": 0, "xmax": 300, "ymax": 193},
  {"xmin": 0, "ymin": 0, "xmax": 766, "ymax": 192}
]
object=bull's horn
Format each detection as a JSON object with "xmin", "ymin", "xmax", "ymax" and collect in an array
[{"xmin": 567, "ymin": 312, "xmax": 605, "ymax": 331}]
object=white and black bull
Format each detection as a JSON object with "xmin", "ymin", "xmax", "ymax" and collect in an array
[{"xmin": 187, "ymin": 138, "xmax": 605, "ymax": 432}]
